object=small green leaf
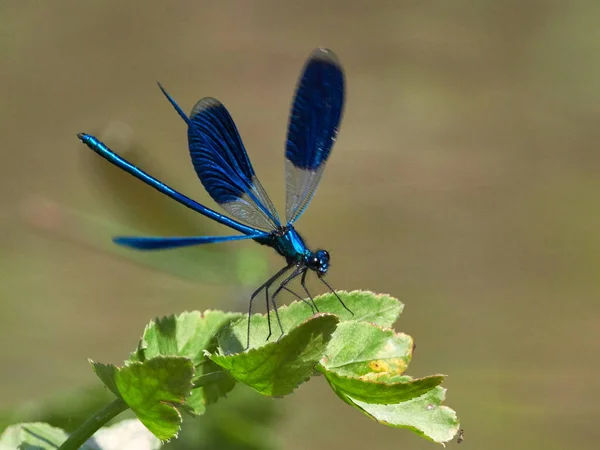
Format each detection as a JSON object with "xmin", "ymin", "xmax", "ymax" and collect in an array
[
  {"xmin": 91, "ymin": 362, "xmax": 120, "ymax": 398},
  {"xmin": 338, "ymin": 386, "xmax": 460, "ymax": 444},
  {"xmin": 129, "ymin": 310, "xmax": 242, "ymax": 415},
  {"xmin": 313, "ymin": 290, "xmax": 403, "ymax": 327},
  {"xmin": 319, "ymin": 321, "xmax": 442, "ymax": 404},
  {"xmin": 91, "ymin": 356, "xmax": 194, "ymax": 441},
  {"xmin": 324, "ymin": 371, "xmax": 445, "ymax": 404},
  {"xmin": 321, "ymin": 321, "xmax": 414, "ymax": 378},
  {"xmin": 0, "ymin": 422, "xmax": 77, "ymax": 449},
  {"xmin": 132, "ymin": 310, "xmax": 243, "ymax": 364},
  {"xmin": 209, "ymin": 314, "xmax": 339, "ymax": 396}
]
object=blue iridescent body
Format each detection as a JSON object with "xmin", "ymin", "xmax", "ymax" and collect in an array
[{"xmin": 78, "ymin": 48, "xmax": 350, "ymax": 346}]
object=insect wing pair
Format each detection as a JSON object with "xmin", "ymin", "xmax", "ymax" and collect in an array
[{"xmin": 78, "ymin": 48, "xmax": 348, "ymax": 347}]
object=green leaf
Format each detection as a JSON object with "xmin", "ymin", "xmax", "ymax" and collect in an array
[
  {"xmin": 337, "ymin": 386, "xmax": 460, "ymax": 445},
  {"xmin": 321, "ymin": 321, "xmax": 414, "ymax": 378},
  {"xmin": 209, "ymin": 313, "xmax": 339, "ymax": 396},
  {"xmin": 133, "ymin": 310, "xmax": 244, "ymax": 365},
  {"xmin": 0, "ymin": 422, "xmax": 78, "ymax": 449},
  {"xmin": 215, "ymin": 290, "xmax": 402, "ymax": 354},
  {"xmin": 312, "ymin": 290, "xmax": 403, "ymax": 327},
  {"xmin": 130, "ymin": 310, "xmax": 242, "ymax": 415},
  {"xmin": 91, "ymin": 356, "xmax": 194, "ymax": 441},
  {"xmin": 323, "ymin": 371, "xmax": 445, "ymax": 405},
  {"xmin": 91, "ymin": 362, "xmax": 120, "ymax": 398},
  {"xmin": 319, "ymin": 321, "xmax": 442, "ymax": 404}
]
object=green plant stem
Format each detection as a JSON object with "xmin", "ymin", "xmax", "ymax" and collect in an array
[
  {"xmin": 193, "ymin": 370, "xmax": 229, "ymax": 389},
  {"xmin": 58, "ymin": 398, "xmax": 128, "ymax": 450}
]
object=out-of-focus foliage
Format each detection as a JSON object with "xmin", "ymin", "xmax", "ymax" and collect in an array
[
  {"xmin": 164, "ymin": 386, "xmax": 282, "ymax": 450},
  {"xmin": 0, "ymin": 385, "xmax": 281, "ymax": 450}
]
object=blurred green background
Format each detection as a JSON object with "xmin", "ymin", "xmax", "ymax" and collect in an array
[{"xmin": 2, "ymin": 1, "xmax": 600, "ymax": 449}]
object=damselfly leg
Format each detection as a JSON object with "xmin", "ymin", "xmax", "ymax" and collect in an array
[{"xmin": 247, "ymin": 263, "xmax": 292, "ymax": 349}]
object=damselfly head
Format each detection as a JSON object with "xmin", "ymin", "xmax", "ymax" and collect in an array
[{"xmin": 306, "ymin": 249, "xmax": 330, "ymax": 276}]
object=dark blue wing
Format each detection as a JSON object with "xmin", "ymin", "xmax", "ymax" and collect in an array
[
  {"xmin": 187, "ymin": 98, "xmax": 281, "ymax": 231},
  {"xmin": 114, "ymin": 233, "xmax": 266, "ymax": 250},
  {"xmin": 285, "ymin": 48, "xmax": 345, "ymax": 224}
]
